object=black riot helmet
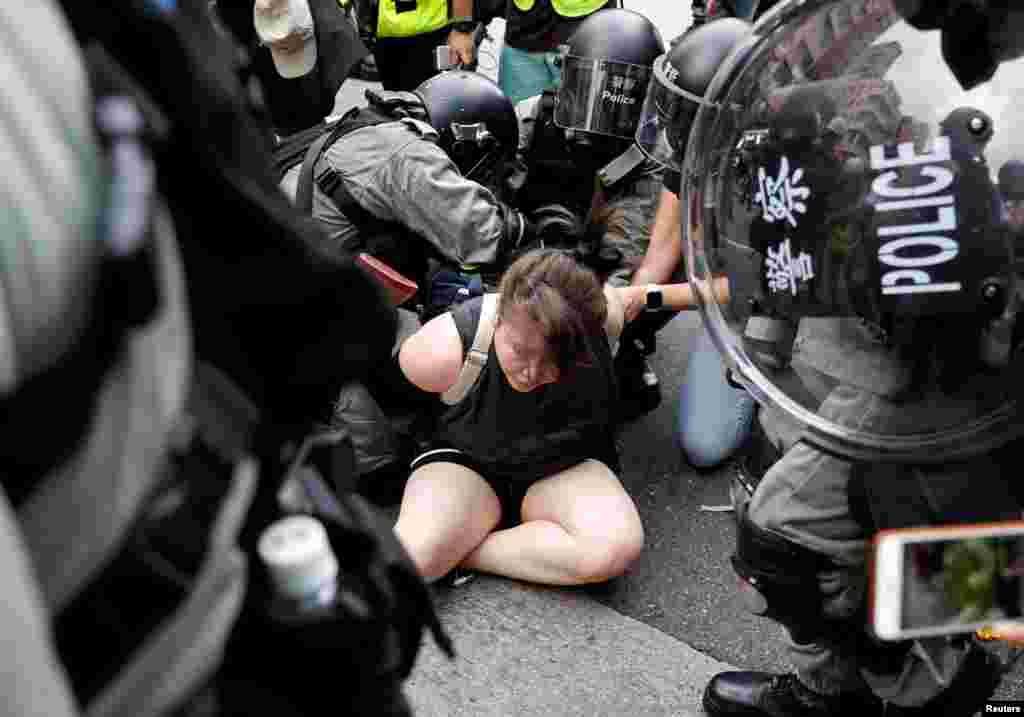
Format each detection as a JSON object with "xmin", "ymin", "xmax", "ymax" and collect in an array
[
  {"xmin": 680, "ymin": 0, "xmax": 1024, "ymax": 463},
  {"xmin": 636, "ymin": 17, "xmax": 754, "ymax": 171},
  {"xmin": 414, "ymin": 70, "xmax": 519, "ymax": 182},
  {"xmin": 554, "ymin": 8, "xmax": 665, "ymax": 145}
]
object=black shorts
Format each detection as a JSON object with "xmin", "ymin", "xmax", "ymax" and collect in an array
[{"xmin": 409, "ymin": 447, "xmax": 534, "ymax": 530}]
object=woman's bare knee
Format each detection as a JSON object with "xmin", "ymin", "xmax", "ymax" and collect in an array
[
  {"xmin": 573, "ymin": 521, "xmax": 645, "ymax": 583},
  {"xmin": 521, "ymin": 458, "xmax": 645, "ymax": 582},
  {"xmin": 394, "ymin": 461, "xmax": 501, "ymax": 581}
]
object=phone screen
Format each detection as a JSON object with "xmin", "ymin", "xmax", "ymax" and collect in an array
[
  {"xmin": 897, "ymin": 533, "xmax": 1024, "ymax": 634},
  {"xmin": 435, "ymin": 45, "xmax": 453, "ymax": 71}
]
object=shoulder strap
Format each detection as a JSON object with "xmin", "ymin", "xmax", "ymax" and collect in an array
[
  {"xmin": 440, "ymin": 293, "xmax": 499, "ymax": 406},
  {"xmin": 295, "ymin": 104, "xmax": 394, "ymax": 215},
  {"xmin": 602, "ymin": 285, "xmax": 625, "ymax": 344},
  {"xmin": 295, "ymin": 128, "xmax": 334, "ymax": 214}
]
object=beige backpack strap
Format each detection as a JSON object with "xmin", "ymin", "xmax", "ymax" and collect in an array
[
  {"xmin": 602, "ymin": 285, "xmax": 625, "ymax": 356},
  {"xmin": 602, "ymin": 285, "xmax": 625, "ymax": 343},
  {"xmin": 440, "ymin": 293, "xmax": 500, "ymax": 406}
]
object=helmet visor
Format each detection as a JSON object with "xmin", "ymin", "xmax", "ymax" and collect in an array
[
  {"xmin": 635, "ymin": 54, "xmax": 711, "ymax": 171},
  {"xmin": 554, "ymin": 54, "xmax": 652, "ymax": 140}
]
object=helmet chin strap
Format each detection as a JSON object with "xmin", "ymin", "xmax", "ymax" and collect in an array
[{"xmin": 462, "ymin": 147, "xmax": 500, "ymax": 182}]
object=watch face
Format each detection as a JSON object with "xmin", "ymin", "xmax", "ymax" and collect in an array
[{"xmin": 647, "ymin": 290, "xmax": 663, "ymax": 310}]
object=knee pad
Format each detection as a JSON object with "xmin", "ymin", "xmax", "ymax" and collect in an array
[{"xmin": 731, "ymin": 504, "xmax": 837, "ymax": 645}]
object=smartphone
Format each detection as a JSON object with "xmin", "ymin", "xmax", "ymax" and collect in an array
[
  {"xmin": 435, "ymin": 45, "xmax": 454, "ymax": 71},
  {"xmin": 871, "ymin": 521, "xmax": 1024, "ymax": 641}
]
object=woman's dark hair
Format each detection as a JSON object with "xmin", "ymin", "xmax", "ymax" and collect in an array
[{"xmin": 497, "ymin": 249, "xmax": 607, "ymax": 376}]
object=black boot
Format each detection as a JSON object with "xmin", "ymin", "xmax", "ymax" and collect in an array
[
  {"xmin": 884, "ymin": 644, "xmax": 1004, "ymax": 717},
  {"xmin": 702, "ymin": 672, "xmax": 883, "ymax": 717}
]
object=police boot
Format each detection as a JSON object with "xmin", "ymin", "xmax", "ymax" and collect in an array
[
  {"xmin": 613, "ymin": 338, "xmax": 661, "ymax": 423},
  {"xmin": 702, "ymin": 672, "xmax": 883, "ymax": 717},
  {"xmin": 884, "ymin": 644, "xmax": 1004, "ymax": 717}
]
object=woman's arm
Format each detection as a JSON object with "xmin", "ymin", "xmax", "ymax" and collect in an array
[
  {"xmin": 615, "ymin": 277, "xmax": 731, "ymax": 324},
  {"xmin": 398, "ymin": 312, "xmax": 466, "ymax": 393}
]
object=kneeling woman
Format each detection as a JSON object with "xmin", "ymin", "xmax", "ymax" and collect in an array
[{"xmin": 395, "ymin": 249, "xmax": 723, "ymax": 585}]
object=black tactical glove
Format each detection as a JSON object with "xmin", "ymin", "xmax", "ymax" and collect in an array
[
  {"xmin": 529, "ymin": 203, "xmax": 584, "ymax": 247},
  {"xmin": 499, "ymin": 207, "xmax": 539, "ymax": 264}
]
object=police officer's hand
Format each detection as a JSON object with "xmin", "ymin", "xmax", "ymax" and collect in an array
[{"xmin": 448, "ymin": 29, "xmax": 475, "ymax": 68}]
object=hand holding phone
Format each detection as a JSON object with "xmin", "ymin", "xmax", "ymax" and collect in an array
[{"xmin": 871, "ymin": 521, "xmax": 1024, "ymax": 641}]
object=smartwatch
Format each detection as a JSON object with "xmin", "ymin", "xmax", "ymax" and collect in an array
[
  {"xmin": 645, "ymin": 287, "xmax": 664, "ymax": 311},
  {"xmin": 451, "ymin": 19, "xmax": 477, "ymax": 33}
]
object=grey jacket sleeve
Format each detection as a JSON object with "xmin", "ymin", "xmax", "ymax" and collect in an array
[{"xmin": 379, "ymin": 136, "xmax": 509, "ymax": 266}]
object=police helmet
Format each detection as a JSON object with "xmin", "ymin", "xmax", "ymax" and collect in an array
[
  {"xmin": 636, "ymin": 18, "xmax": 753, "ymax": 171},
  {"xmin": 680, "ymin": 0, "xmax": 1024, "ymax": 463},
  {"xmin": 414, "ymin": 70, "xmax": 519, "ymax": 181},
  {"xmin": 553, "ymin": 8, "xmax": 665, "ymax": 143}
]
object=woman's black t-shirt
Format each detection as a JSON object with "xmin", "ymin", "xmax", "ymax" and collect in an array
[{"xmin": 435, "ymin": 296, "xmax": 620, "ymax": 483}]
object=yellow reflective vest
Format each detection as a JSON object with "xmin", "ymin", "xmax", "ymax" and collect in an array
[
  {"xmin": 511, "ymin": 0, "xmax": 606, "ymax": 18},
  {"xmin": 377, "ymin": 0, "xmax": 449, "ymax": 38}
]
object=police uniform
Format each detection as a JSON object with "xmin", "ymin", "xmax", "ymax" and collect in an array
[
  {"xmin": 282, "ymin": 107, "xmax": 510, "ymax": 267},
  {"xmin": 279, "ymin": 72, "xmax": 527, "ymax": 280},
  {"xmin": 513, "ymin": 92, "xmax": 666, "ymax": 289},
  {"xmin": 0, "ymin": 5, "xmax": 231, "ymax": 715},
  {"xmin": 675, "ymin": 2, "xmax": 1024, "ymax": 714},
  {"xmin": 1, "ymin": 3, "xmax": 444, "ymax": 715}
]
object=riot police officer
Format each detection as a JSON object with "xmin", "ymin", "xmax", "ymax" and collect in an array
[
  {"xmin": 672, "ymin": 0, "xmax": 1024, "ymax": 714},
  {"xmin": 633, "ymin": 16, "xmax": 760, "ymax": 467},
  {"xmin": 1, "ymin": 2, "xmax": 445, "ymax": 715},
  {"xmin": 513, "ymin": 7, "xmax": 668, "ymax": 420},
  {"xmin": 280, "ymin": 70, "xmax": 533, "ymax": 287}
]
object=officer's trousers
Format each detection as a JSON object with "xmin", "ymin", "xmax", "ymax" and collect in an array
[{"xmin": 744, "ymin": 385, "xmax": 973, "ymax": 707}]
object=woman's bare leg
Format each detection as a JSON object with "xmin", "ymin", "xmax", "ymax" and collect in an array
[
  {"xmin": 460, "ymin": 459, "xmax": 644, "ymax": 585},
  {"xmin": 394, "ymin": 461, "xmax": 502, "ymax": 582}
]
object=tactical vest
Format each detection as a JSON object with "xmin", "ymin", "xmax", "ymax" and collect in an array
[
  {"xmin": 377, "ymin": 0, "xmax": 449, "ymax": 38},
  {"xmin": 512, "ymin": 0, "xmax": 607, "ymax": 17}
]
